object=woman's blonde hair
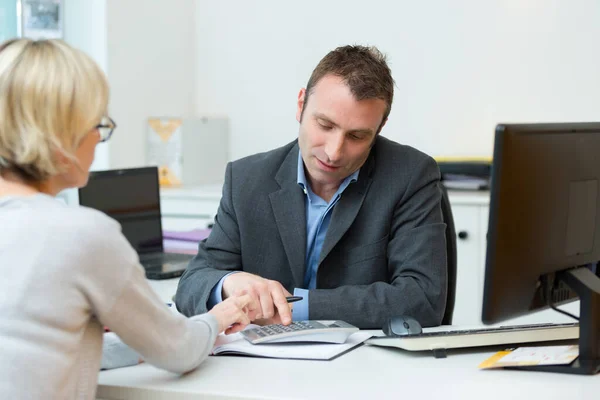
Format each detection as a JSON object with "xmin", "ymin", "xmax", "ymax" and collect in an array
[{"xmin": 0, "ymin": 38, "xmax": 109, "ymax": 181}]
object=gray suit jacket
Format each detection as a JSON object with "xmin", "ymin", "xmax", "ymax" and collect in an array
[{"xmin": 175, "ymin": 136, "xmax": 447, "ymax": 329}]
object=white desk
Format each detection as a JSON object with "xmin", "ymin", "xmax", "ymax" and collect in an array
[
  {"xmin": 147, "ymin": 279, "xmax": 179, "ymax": 304},
  {"xmin": 97, "ymin": 339, "xmax": 597, "ymax": 400},
  {"xmin": 101, "ymin": 279, "xmax": 596, "ymax": 400}
]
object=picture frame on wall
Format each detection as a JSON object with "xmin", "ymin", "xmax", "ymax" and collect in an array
[{"xmin": 19, "ymin": 0, "xmax": 63, "ymax": 40}]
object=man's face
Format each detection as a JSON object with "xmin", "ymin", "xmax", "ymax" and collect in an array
[{"xmin": 296, "ymin": 74, "xmax": 387, "ymax": 190}]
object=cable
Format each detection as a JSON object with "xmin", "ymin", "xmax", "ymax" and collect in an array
[{"xmin": 547, "ymin": 276, "xmax": 580, "ymax": 321}]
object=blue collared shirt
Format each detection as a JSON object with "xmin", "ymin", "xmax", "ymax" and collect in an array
[
  {"xmin": 292, "ymin": 151, "xmax": 359, "ymax": 320},
  {"xmin": 209, "ymin": 150, "xmax": 359, "ymax": 322}
]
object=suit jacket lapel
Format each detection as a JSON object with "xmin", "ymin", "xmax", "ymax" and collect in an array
[
  {"xmin": 318, "ymin": 152, "xmax": 375, "ymax": 265},
  {"xmin": 269, "ymin": 143, "xmax": 307, "ymax": 287}
]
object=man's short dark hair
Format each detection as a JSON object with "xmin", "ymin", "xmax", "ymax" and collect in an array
[{"xmin": 302, "ymin": 45, "xmax": 395, "ymax": 128}]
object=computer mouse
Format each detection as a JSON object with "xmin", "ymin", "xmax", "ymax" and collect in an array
[{"xmin": 382, "ymin": 315, "xmax": 423, "ymax": 337}]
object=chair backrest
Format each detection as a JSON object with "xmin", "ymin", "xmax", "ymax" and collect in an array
[{"xmin": 439, "ymin": 183, "xmax": 457, "ymax": 325}]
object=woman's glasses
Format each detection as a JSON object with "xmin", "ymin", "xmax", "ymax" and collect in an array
[{"xmin": 96, "ymin": 116, "xmax": 117, "ymax": 142}]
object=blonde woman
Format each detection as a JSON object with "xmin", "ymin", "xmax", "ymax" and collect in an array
[{"xmin": 0, "ymin": 38, "xmax": 257, "ymax": 399}]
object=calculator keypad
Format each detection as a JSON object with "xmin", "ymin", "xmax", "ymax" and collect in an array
[
  {"xmin": 240, "ymin": 320, "xmax": 358, "ymax": 344},
  {"xmin": 254, "ymin": 321, "xmax": 316, "ymax": 336}
]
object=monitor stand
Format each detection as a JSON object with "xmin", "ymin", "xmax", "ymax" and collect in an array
[{"xmin": 511, "ymin": 267, "xmax": 600, "ymax": 375}]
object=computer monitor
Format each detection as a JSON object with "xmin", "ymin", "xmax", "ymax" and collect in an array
[
  {"xmin": 482, "ymin": 122, "xmax": 600, "ymax": 375},
  {"xmin": 78, "ymin": 167, "xmax": 164, "ymax": 254}
]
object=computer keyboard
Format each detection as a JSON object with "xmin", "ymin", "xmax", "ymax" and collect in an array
[
  {"xmin": 241, "ymin": 320, "xmax": 359, "ymax": 344},
  {"xmin": 412, "ymin": 322, "xmax": 578, "ymax": 337},
  {"xmin": 366, "ymin": 322, "xmax": 579, "ymax": 352}
]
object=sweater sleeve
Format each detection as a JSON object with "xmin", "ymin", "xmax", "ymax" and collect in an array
[
  {"xmin": 97, "ymin": 264, "xmax": 219, "ymax": 374},
  {"xmin": 76, "ymin": 212, "xmax": 220, "ymax": 374}
]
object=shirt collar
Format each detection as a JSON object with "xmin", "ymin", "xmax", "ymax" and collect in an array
[{"xmin": 297, "ymin": 150, "xmax": 359, "ymax": 194}]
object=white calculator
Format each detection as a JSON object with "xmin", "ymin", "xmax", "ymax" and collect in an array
[{"xmin": 240, "ymin": 320, "xmax": 359, "ymax": 344}]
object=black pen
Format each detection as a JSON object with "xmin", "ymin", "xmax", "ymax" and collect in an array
[{"xmin": 286, "ymin": 296, "xmax": 303, "ymax": 303}]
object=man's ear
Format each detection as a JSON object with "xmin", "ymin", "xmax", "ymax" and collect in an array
[{"xmin": 296, "ymin": 88, "xmax": 307, "ymax": 123}]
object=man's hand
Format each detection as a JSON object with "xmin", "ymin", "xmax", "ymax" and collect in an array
[
  {"xmin": 252, "ymin": 313, "xmax": 293, "ymax": 326},
  {"xmin": 222, "ymin": 272, "xmax": 293, "ymax": 325}
]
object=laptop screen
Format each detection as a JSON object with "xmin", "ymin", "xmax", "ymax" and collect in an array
[{"xmin": 78, "ymin": 167, "xmax": 163, "ymax": 254}]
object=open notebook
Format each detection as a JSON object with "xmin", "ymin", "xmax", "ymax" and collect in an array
[{"xmin": 212, "ymin": 326, "xmax": 372, "ymax": 361}]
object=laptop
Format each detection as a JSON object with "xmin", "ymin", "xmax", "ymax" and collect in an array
[{"xmin": 78, "ymin": 167, "xmax": 193, "ymax": 279}]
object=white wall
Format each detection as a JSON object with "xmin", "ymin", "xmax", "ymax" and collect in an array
[
  {"xmin": 58, "ymin": 0, "xmax": 108, "ymax": 205},
  {"xmin": 63, "ymin": 0, "xmax": 109, "ymax": 171},
  {"xmin": 194, "ymin": 0, "xmax": 600, "ymax": 161},
  {"xmin": 63, "ymin": 0, "xmax": 198, "ymax": 170},
  {"xmin": 0, "ymin": 0, "xmax": 18, "ymax": 42},
  {"xmin": 106, "ymin": 0, "xmax": 196, "ymax": 169}
]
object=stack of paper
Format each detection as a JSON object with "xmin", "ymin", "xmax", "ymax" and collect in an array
[
  {"xmin": 479, "ymin": 345, "xmax": 579, "ymax": 369},
  {"xmin": 442, "ymin": 173, "xmax": 490, "ymax": 190}
]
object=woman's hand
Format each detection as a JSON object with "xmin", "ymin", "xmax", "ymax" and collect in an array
[{"xmin": 208, "ymin": 293, "xmax": 259, "ymax": 334}]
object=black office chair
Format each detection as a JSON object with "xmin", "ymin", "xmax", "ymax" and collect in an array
[{"xmin": 439, "ymin": 183, "xmax": 457, "ymax": 325}]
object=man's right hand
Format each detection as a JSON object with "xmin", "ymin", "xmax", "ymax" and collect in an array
[{"xmin": 222, "ymin": 272, "xmax": 293, "ymax": 325}]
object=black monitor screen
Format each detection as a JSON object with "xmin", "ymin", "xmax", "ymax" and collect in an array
[
  {"xmin": 78, "ymin": 167, "xmax": 163, "ymax": 254},
  {"xmin": 482, "ymin": 122, "xmax": 600, "ymax": 375},
  {"xmin": 483, "ymin": 123, "xmax": 600, "ymax": 324}
]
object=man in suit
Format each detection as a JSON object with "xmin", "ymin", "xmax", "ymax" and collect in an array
[{"xmin": 176, "ymin": 45, "xmax": 447, "ymax": 329}]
